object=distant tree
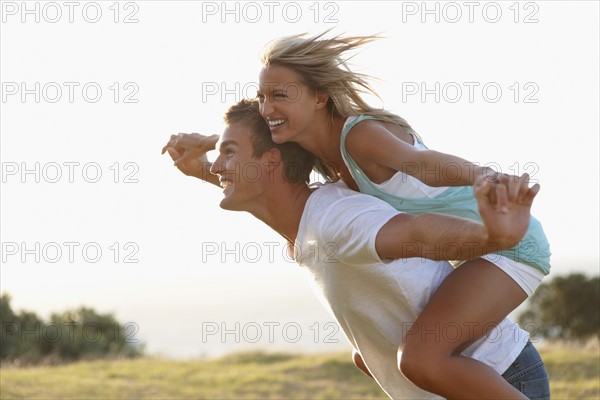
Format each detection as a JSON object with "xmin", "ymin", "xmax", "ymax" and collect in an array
[
  {"xmin": 48, "ymin": 306, "xmax": 143, "ymax": 361},
  {"xmin": 0, "ymin": 293, "xmax": 143, "ymax": 365},
  {"xmin": 1, "ymin": 294, "xmax": 45, "ymax": 362},
  {"xmin": 1, "ymin": 294, "xmax": 19, "ymax": 359},
  {"xmin": 519, "ymin": 273, "xmax": 600, "ymax": 340}
]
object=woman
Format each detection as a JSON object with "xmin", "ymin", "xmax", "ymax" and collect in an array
[{"xmin": 255, "ymin": 31, "xmax": 551, "ymax": 399}]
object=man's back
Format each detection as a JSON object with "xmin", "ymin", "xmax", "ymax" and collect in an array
[{"xmin": 294, "ymin": 181, "xmax": 530, "ymax": 399}]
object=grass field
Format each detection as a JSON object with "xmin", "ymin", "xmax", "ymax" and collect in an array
[{"xmin": 1, "ymin": 342, "xmax": 598, "ymax": 399}]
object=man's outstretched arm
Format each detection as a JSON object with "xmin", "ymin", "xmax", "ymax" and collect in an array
[
  {"xmin": 162, "ymin": 133, "xmax": 221, "ymax": 187},
  {"xmin": 375, "ymin": 174, "xmax": 539, "ymax": 261}
]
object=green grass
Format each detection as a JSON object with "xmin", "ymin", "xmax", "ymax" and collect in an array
[
  {"xmin": 1, "ymin": 343, "xmax": 598, "ymax": 399},
  {"xmin": 0, "ymin": 352, "xmax": 384, "ymax": 399},
  {"xmin": 540, "ymin": 341, "xmax": 600, "ymax": 399}
]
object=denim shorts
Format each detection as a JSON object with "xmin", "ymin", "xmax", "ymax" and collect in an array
[{"xmin": 502, "ymin": 340, "xmax": 550, "ymax": 399}]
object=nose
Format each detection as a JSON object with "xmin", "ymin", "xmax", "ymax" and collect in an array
[
  {"xmin": 259, "ymin": 97, "xmax": 274, "ymax": 118},
  {"xmin": 210, "ymin": 154, "xmax": 224, "ymax": 175}
]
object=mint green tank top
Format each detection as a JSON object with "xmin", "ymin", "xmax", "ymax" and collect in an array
[{"xmin": 337, "ymin": 114, "xmax": 551, "ymax": 274}]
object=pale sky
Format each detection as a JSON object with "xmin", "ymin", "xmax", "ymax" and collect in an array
[{"xmin": 1, "ymin": 1, "xmax": 598, "ymax": 357}]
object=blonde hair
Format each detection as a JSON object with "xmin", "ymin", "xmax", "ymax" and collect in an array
[{"xmin": 260, "ymin": 31, "xmax": 413, "ymax": 130}]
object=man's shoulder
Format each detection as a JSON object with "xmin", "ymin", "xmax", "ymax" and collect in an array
[
  {"xmin": 308, "ymin": 181, "xmax": 389, "ymax": 207},
  {"xmin": 300, "ymin": 181, "xmax": 372, "ymax": 244},
  {"xmin": 302, "ymin": 180, "xmax": 400, "ymax": 241},
  {"xmin": 307, "ymin": 181, "xmax": 399, "ymax": 219},
  {"xmin": 298, "ymin": 181, "xmax": 388, "ymax": 267},
  {"xmin": 309, "ymin": 180, "xmax": 352, "ymax": 198}
]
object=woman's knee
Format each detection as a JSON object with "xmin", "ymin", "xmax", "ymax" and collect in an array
[{"xmin": 398, "ymin": 346, "xmax": 441, "ymax": 389}]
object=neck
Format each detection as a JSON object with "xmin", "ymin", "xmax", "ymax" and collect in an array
[
  {"xmin": 246, "ymin": 182, "xmax": 312, "ymax": 245},
  {"xmin": 295, "ymin": 112, "xmax": 347, "ymax": 169}
]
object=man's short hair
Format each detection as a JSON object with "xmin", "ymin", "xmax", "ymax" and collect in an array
[{"xmin": 223, "ymin": 99, "xmax": 315, "ymax": 184}]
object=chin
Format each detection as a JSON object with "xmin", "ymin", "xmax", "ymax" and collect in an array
[
  {"xmin": 219, "ymin": 198, "xmax": 234, "ymax": 210},
  {"xmin": 270, "ymin": 132, "xmax": 289, "ymax": 145},
  {"xmin": 219, "ymin": 197, "xmax": 245, "ymax": 212},
  {"xmin": 270, "ymin": 135, "xmax": 284, "ymax": 145}
]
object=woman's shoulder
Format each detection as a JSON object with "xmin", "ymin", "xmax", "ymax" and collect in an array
[{"xmin": 344, "ymin": 117, "xmax": 414, "ymax": 150}]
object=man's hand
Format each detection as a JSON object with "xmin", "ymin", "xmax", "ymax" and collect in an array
[
  {"xmin": 162, "ymin": 133, "xmax": 220, "ymax": 186},
  {"xmin": 474, "ymin": 173, "xmax": 540, "ymax": 250}
]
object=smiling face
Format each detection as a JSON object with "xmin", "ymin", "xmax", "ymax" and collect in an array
[
  {"xmin": 210, "ymin": 123, "xmax": 268, "ymax": 212},
  {"xmin": 258, "ymin": 64, "xmax": 326, "ymax": 145}
]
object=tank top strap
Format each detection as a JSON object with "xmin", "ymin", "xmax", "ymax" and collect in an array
[
  {"xmin": 408, "ymin": 128, "xmax": 427, "ymax": 148},
  {"xmin": 340, "ymin": 116, "xmax": 378, "ymax": 181},
  {"xmin": 339, "ymin": 115, "xmax": 377, "ymax": 186},
  {"xmin": 340, "ymin": 115, "xmax": 378, "ymax": 141}
]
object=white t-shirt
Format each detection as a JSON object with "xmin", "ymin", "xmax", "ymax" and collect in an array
[{"xmin": 294, "ymin": 181, "xmax": 529, "ymax": 400}]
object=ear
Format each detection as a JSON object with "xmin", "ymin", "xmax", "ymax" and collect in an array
[
  {"xmin": 314, "ymin": 90, "xmax": 330, "ymax": 110},
  {"xmin": 262, "ymin": 147, "xmax": 284, "ymax": 176},
  {"xmin": 265, "ymin": 147, "xmax": 283, "ymax": 163}
]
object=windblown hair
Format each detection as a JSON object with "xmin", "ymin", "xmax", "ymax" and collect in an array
[
  {"xmin": 224, "ymin": 99, "xmax": 315, "ymax": 184},
  {"xmin": 260, "ymin": 31, "xmax": 413, "ymax": 130}
]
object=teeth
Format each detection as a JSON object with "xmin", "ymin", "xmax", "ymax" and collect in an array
[
  {"xmin": 268, "ymin": 119, "xmax": 285, "ymax": 127},
  {"xmin": 220, "ymin": 180, "xmax": 232, "ymax": 189}
]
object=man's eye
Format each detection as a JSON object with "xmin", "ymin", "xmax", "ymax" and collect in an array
[
  {"xmin": 274, "ymin": 93, "xmax": 286, "ymax": 98},
  {"xmin": 220, "ymin": 148, "xmax": 234, "ymax": 157}
]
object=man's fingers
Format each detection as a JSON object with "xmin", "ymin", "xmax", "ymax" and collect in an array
[
  {"xmin": 161, "ymin": 134, "xmax": 180, "ymax": 154},
  {"xmin": 518, "ymin": 173, "xmax": 531, "ymax": 203},
  {"xmin": 497, "ymin": 173, "xmax": 510, "ymax": 185},
  {"xmin": 161, "ymin": 141, "xmax": 173, "ymax": 154},
  {"xmin": 495, "ymin": 183, "xmax": 508, "ymax": 213},
  {"xmin": 177, "ymin": 133, "xmax": 200, "ymax": 147},
  {"xmin": 166, "ymin": 147, "xmax": 182, "ymax": 163},
  {"xmin": 174, "ymin": 149, "xmax": 192, "ymax": 166},
  {"xmin": 523, "ymin": 183, "xmax": 540, "ymax": 205},
  {"xmin": 507, "ymin": 174, "xmax": 522, "ymax": 202},
  {"xmin": 474, "ymin": 179, "xmax": 492, "ymax": 200},
  {"xmin": 489, "ymin": 182, "xmax": 498, "ymax": 206}
]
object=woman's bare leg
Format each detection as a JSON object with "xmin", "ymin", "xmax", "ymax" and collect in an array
[{"xmin": 399, "ymin": 258, "xmax": 528, "ymax": 400}]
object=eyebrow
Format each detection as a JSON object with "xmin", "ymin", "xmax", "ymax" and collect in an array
[
  {"xmin": 257, "ymin": 83, "xmax": 287, "ymax": 92},
  {"xmin": 219, "ymin": 139, "xmax": 239, "ymax": 150}
]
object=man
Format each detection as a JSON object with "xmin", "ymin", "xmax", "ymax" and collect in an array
[{"xmin": 162, "ymin": 99, "xmax": 549, "ymax": 399}]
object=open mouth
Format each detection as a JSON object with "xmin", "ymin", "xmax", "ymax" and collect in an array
[
  {"xmin": 267, "ymin": 119, "xmax": 286, "ymax": 129},
  {"xmin": 219, "ymin": 179, "xmax": 233, "ymax": 191}
]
